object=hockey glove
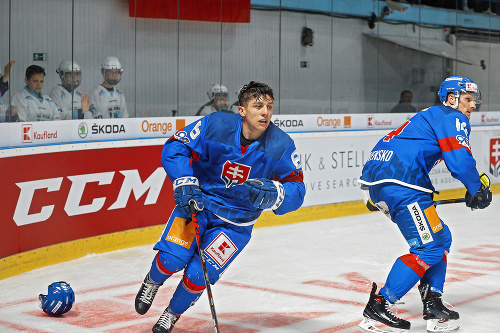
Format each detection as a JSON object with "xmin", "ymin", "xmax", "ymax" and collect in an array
[
  {"xmin": 465, "ymin": 172, "xmax": 492, "ymax": 210},
  {"xmin": 173, "ymin": 176, "xmax": 204, "ymax": 217},
  {"xmin": 243, "ymin": 178, "xmax": 285, "ymax": 210}
]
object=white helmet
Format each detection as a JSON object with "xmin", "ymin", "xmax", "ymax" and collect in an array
[
  {"xmin": 101, "ymin": 56, "xmax": 123, "ymax": 85},
  {"xmin": 207, "ymin": 84, "xmax": 228, "ymax": 101},
  {"xmin": 56, "ymin": 60, "xmax": 82, "ymax": 91}
]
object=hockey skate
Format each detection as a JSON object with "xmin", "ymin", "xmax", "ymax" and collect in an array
[
  {"xmin": 135, "ymin": 274, "xmax": 163, "ymax": 315},
  {"xmin": 359, "ymin": 282, "xmax": 411, "ymax": 333},
  {"xmin": 152, "ymin": 306, "xmax": 180, "ymax": 333},
  {"xmin": 418, "ymin": 284, "xmax": 460, "ymax": 332}
]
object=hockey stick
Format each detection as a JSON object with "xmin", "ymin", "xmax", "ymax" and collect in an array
[
  {"xmin": 188, "ymin": 201, "xmax": 220, "ymax": 333},
  {"xmin": 365, "ymin": 197, "xmax": 467, "ymax": 212}
]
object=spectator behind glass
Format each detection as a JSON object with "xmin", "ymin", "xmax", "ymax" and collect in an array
[
  {"xmin": 390, "ymin": 90, "xmax": 417, "ymax": 113},
  {"xmin": 196, "ymin": 83, "xmax": 236, "ymax": 116},
  {"xmin": 50, "ymin": 60, "xmax": 91, "ymax": 120},
  {"xmin": 10, "ymin": 65, "xmax": 60, "ymax": 122},
  {"xmin": 89, "ymin": 56, "xmax": 128, "ymax": 118},
  {"xmin": 0, "ymin": 60, "xmax": 15, "ymax": 122}
]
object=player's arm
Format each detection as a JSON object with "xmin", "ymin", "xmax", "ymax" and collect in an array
[
  {"xmin": 88, "ymin": 89, "xmax": 103, "ymax": 119},
  {"xmin": 11, "ymin": 92, "xmax": 27, "ymax": 122},
  {"xmin": 161, "ymin": 118, "xmax": 208, "ymax": 216},
  {"xmin": 435, "ymin": 114, "xmax": 481, "ymax": 195}
]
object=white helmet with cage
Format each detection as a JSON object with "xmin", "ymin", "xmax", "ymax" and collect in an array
[
  {"xmin": 56, "ymin": 60, "xmax": 82, "ymax": 91},
  {"xmin": 207, "ymin": 84, "xmax": 228, "ymax": 101},
  {"xmin": 101, "ymin": 56, "xmax": 123, "ymax": 85}
]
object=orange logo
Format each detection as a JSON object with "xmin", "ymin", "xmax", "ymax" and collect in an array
[
  {"xmin": 424, "ymin": 205, "xmax": 443, "ymax": 233},
  {"xmin": 165, "ymin": 217, "xmax": 196, "ymax": 249}
]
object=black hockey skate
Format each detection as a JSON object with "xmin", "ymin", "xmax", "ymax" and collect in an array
[
  {"xmin": 359, "ymin": 282, "xmax": 411, "ymax": 333},
  {"xmin": 152, "ymin": 306, "xmax": 180, "ymax": 333},
  {"xmin": 135, "ymin": 274, "xmax": 163, "ymax": 315},
  {"xmin": 418, "ymin": 283, "xmax": 460, "ymax": 332}
]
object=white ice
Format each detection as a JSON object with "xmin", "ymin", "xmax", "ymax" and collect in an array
[{"xmin": 1, "ymin": 196, "xmax": 499, "ymax": 332}]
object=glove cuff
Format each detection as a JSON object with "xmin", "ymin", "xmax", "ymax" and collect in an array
[
  {"xmin": 271, "ymin": 180, "xmax": 285, "ymax": 210},
  {"xmin": 173, "ymin": 176, "xmax": 199, "ymax": 190}
]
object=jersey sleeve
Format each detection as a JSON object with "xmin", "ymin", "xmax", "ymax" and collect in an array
[
  {"xmin": 272, "ymin": 142, "xmax": 306, "ymax": 215},
  {"xmin": 434, "ymin": 113, "xmax": 481, "ymax": 194},
  {"xmin": 161, "ymin": 117, "xmax": 208, "ymax": 182},
  {"xmin": 89, "ymin": 88, "xmax": 103, "ymax": 118}
]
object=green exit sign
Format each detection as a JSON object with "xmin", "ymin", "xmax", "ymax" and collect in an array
[
  {"xmin": 300, "ymin": 61, "xmax": 309, "ymax": 68},
  {"xmin": 33, "ymin": 53, "xmax": 47, "ymax": 61}
]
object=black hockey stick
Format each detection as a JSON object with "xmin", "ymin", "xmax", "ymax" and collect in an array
[
  {"xmin": 365, "ymin": 197, "xmax": 467, "ymax": 212},
  {"xmin": 188, "ymin": 201, "xmax": 220, "ymax": 333}
]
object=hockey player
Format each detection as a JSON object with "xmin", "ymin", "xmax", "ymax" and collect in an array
[
  {"xmin": 358, "ymin": 76, "xmax": 492, "ymax": 333},
  {"xmin": 89, "ymin": 56, "xmax": 128, "ymax": 118},
  {"xmin": 134, "ymin": 81, "xmax": 305, "ymax": 333},
  {"xmin": 50, "ymin": 60, "xmax": 91, "ymax": 120},
  {"xmin": 11, "ymin": 65, "xmax": 60, "ymax": 122},
  {"xmin": 0, "ymin": 60, "xmax": 15, "ymax": 122},
  {"xmin": 195, "ymin": 83, "xmax": 235, "ymax": 116}
]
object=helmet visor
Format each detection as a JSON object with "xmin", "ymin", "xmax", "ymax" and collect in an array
[{"xmin": 464, "ymin": 82, "xmax": 482, "ymax": 104}]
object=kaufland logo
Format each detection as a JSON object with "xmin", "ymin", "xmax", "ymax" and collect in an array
[
  {"xmin": 22, "ymin": 124, "xmax": 58, "ymax": 143},
  {"xmin": 490, "ymin": 138, "xmax": 500, "ymax": 178},
  {"xmin": 22, "ymin": 124, "xmax": 32, "ymax": 143},
  {"xmin": 481, "ymin": 113, "xmax": 500, "ymax": 124},
  {"xmin": 367, "ymin": 115, "xmax": 374, "ymax": 128}
]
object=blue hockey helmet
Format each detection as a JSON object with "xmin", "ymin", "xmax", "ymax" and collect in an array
[
  {"xmin": 39, "ymin": 281, "xmax": 75, "ymax": 316},
  {"xmin": 438, "ymin": 76, "xmax": 482, "ymax": 106}
]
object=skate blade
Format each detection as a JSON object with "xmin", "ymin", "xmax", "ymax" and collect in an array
[
  {"xmin": 426, "ymin": 319, "xmax": 460, "ymax": 332},
  {"xmin": 359, "ymin": 318, "xmax": 409, "ymax": 333}
]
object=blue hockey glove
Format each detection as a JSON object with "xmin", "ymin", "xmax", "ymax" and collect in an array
[
  {"xmin": 465, "ymin": 172, "xmax": 492, "ymax": 210},
  {"xmin": 173, "ymin": 176, "xmax": 204, "ymax": 217},
  {"xmin": 243, "ymin": 178, "xmax": 285, "ymax": 210}
]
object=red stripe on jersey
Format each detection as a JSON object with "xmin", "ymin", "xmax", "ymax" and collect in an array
[
  {"xmin": 438, "ymin": 136, "xmax": 471, "ymax": 154},
  {"xmin": 182, "ymin": 274, "xmax": 206, "ymax": 293},
  {"xmin": 274, "ymin": 170, "xmax": 304, "ymax": 184},
  {"xmin": 155, "ymin": 253, "xmax": 175, "ymax": 275},
  {"xmin": 398, "ymin": 253, "xmax": 430, "ymax": 278}
]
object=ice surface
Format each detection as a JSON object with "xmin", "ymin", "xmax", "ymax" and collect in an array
[{"xmin": 1, "ymin": 196, "xmax": 499, "ymax": 332}]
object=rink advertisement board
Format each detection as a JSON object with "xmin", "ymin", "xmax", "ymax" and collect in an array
[
  {"xmin": 0, "ymin": 141, "xmax": 174, "ymax": 259},
  {"xmin": 1, "ymin": 115, "xmax": 500, "ymax": 259}
]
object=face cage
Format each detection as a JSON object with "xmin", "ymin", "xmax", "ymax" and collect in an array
[
  {"xmin": 103, "ymin": 69, "xmax": 122, "ymax": 86},
  {"xmin": 60, "ymin": 71, "xmax": 81, "ymax": 90}
]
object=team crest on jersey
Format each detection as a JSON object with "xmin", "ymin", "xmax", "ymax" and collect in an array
[
  {"xmin": 455, "ymin": 135, "xmax": 471, "ymax": 150},
  {"xmin": 174, "ymin": 130, "xmax": 190, "ymax": 143},
  {"xmin": 221, "ymin": 160, "xmax": 251, "ymax": 188},
  {"xmin": 205, "ymin": 232, "xmax": 238, "ymax": 268}
]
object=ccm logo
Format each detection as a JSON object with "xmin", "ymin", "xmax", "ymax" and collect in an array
[{"xmin": 13, "ymin": 168, "xmax": 166, "ymax": 227}]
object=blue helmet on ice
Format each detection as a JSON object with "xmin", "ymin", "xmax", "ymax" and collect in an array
[
  {"xmin": 39, "ymin": 281, "xmax": 75, "ymax": 316},
  {"xmin": 438, "ymin": 76, "xmax": 482, "ymax": 107}
]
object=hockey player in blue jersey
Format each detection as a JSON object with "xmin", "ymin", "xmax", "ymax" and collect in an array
[
  {"xmin": 134, "ymin": 81, "xmax": 305, "ymax": 333},
  {"xmin": 358, "ymin": 76, "xmax": 492, "ymax": 333}
]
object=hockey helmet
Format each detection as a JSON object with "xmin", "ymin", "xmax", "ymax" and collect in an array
[
  {"xmin": 438, "ymin": 76, "xmax": 481, "ymax": 107},
  {"xmin": 39, "ymin": 281, "xmax": 75, "ymax": 316},
  {"xmin": 56, "ymin": 60, "xmax": 82, "ymax": 90},
  {"xmin": 207, "ymin": 84, "xmax": 228, "ymax": 101},
  {"xmin": 101, "ymin": 56, "xmax": 123, "ymax": 85}
]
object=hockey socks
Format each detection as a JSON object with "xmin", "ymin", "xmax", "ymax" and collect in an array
[
  {"xmin": 169, "ymin": 275, "xmax": 205, "ymax": 315},
  {"xmin": 380, "ymin": 253, "xmax": 429, "ymax": 303}
]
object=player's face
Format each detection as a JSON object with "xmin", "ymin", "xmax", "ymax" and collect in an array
[
  {"xmin": 64, "ymin": 72, "xmax": 80, "ymax": 86},
  {"xmin": 25, "ymin": 73, "xmax": 45, "ymax": 94},
  {"xmin": 456, "ymin": 92, "xmax": 477, "ymax": 120},
  {"xmin": 214, "ymin": 93, "xmax": 229, "ymax": 109},
  {"xmin": 239, "ymin": 95, "xmax": 273, "ymax": 140}
]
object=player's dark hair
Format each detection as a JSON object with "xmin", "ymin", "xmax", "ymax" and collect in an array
[
  {"xmin": 238, "ymin": 81, "xmax": 274, "ymax": 107},
  {"xmin": 26, "ymin": 65, "xmax": 46, "ymax": 80}
]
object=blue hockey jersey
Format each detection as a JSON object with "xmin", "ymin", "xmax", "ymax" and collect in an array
[
  {"xmin": 359, "ymin": 105, "xmax": 481, "ymax": 195},
  {"xmin": 161, "ymin": 112, "xmax": 305, "ymax": 225}
]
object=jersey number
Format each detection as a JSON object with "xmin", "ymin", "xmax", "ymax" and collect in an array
[{"xmin": 383, "ymin": 120, "xmax": 410, "ymax": 142}]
